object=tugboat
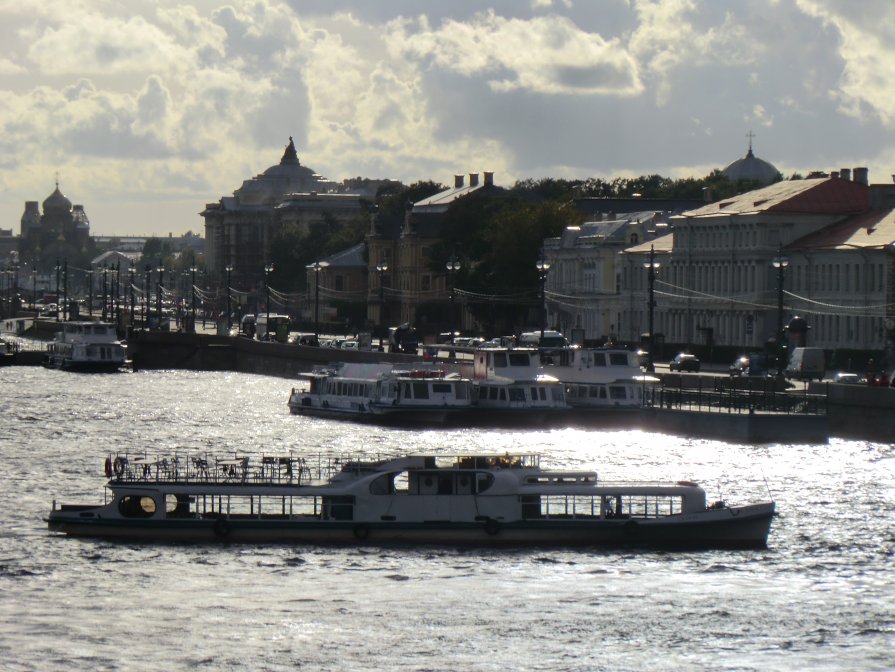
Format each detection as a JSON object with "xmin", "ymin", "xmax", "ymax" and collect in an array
[{"xmin": 47, "ymin": 451, "xmax": 775, "ymax": 548}]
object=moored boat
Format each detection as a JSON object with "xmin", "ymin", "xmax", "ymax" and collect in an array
[
  {"xmin": 44, "ymin": 321, "xmax": 128, "ymax": 372},
  {"xmin": 287, "ymin": 362, "xmax": 473, "ymax": 424},
  {"xmin": 47, "ymin": 451, "xmax": 775, "ymax": 549}
]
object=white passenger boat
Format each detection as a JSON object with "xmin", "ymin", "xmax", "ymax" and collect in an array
[
  {"xmin": 287, "ymin": 362, "xmax": 473, "ymax": 424},
  {"xmin": 46, "ymin": 451, "xmax": 775, "ymax": 548},
  {"xmin": 468, "ymin": 346, "xmax": 570, "ymax": 422},
  {"xmin": 44, "ymin": 321, "xmax": 129, "ymax": 372},
  {"xmin": 541, "ymin": 346, "xmax": 652, "ymax": 411}
]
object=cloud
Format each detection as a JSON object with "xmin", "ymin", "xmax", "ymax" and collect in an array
[{"xmin": 394, "ymin": 11, "xmax": 643, "ymax": 96}]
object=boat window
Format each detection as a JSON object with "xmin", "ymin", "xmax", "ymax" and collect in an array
[
  {"xmin": 508, "ymin": 353, "xmax": 530, "ymax": 367},
  {"xmin": 118, "ymin": 495, "xmax": 157, "ymax": 518},
  {"xmin": 489, "ymin": 387, "xmax": 499, "ymax": 401},
  {"xmin": 476, "ymin": 473, "xmax": 494, "ymax": 493},
  {"xmin": 369, "ymin": 473, "xmax": 395, "ymax": 495},
  {"xmin": 392, "ymin": 471, "xmax": 409, "ymax": 493},
  {"xmin": 609, "ymin": 386, "xmax": 627, "ymax": 400},
  {"xmin": 593, "ymin": 353, "xmax": 606, "ymax": 366},
  {"xmin": 609, "ymin": 353, "xmax": 630, "ymax": 366},
  {"xmin": 455, "ymin": 383, "xmax": 468, "ymax": 400},
  {"xmin": 492, "ymin": 352, "xmax": 508, "ymax": 368},
  {"xmin": 412, "ymin": 382, "xmax": 430, "ymax": 399},
  {"xmin": 550, "ymin": 386, "xmax": 564, "ymax": 402},
  {"xmin": 509, "ymin": 387, "xmax": 525, "ymax": 402},
  {"xmin": 499, "ymin": 388, "xmax": 506, "ymax": 401},
  {"xmin": 599, "ymin": 387, "xmax": 607, "ymax": 399},
  {"xmin": 432, "ymin": 382, "xmax": 452, "ymax": 394}
]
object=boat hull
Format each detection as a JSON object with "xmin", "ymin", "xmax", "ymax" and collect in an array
[{"xmin": 47, "ymin": 504, "xmax": 774, "ymax": 549}]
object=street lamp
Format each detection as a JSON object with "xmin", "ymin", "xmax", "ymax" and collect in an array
[
  {"xmin": 535, "ymin": 250, "xmax": 551, "ymax": 339},
  {"xmin": 156, "ymin": 262, "xmax": 165, "ymax": 330},
  {"xmin": 264, "ymin": 263, "xmax": 274, "ymax": 339},
  {"xmin": 189, "ymin": 258, "xmax": 198, "ymax": 333},
  {"xmin": 445, "ymin": 254, "xmax": 461, "ymax": 344},
  {"xmin": 376, "ymin": 258, "xmax": 388, "ymax": 339},
  {"xmin": 101, "ymin": 265, "xmax": 108, "ymax": 321},
  {"xmin": 772, "ymin": 249, "xmax": 790, "ymax": 377},
  {"xmin": 225, "ymin": 264, "xmax": 233, "ymax": 333},
  {"xmin": 31, "ymin": 266, "xmax": 36, "ymax": 313},
  {"xmin": 54, "ymin": 259, "xmax": 61, "ymax": 322},
  {"xmin": 309, "ymin": 260, "xmax": 329, "ymax": 339},
  {"xmin": 128, "ymin": 264, "xmax": 136, "ymax": 326},
  {"xmin": 643, "ymin": 245, "xmax": 661, "ymax": 373}
]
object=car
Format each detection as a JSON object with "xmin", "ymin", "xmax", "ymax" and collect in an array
[
  {"xmin": 340, "ymin": 340, "xmax": 358, "ymax": 350},
  {"xmin": 729, "ymin": 356, "xmax": 750, "ymax": 376},
  {"xmin": 669, "ymin": 353, "xmax": 701, "ymax": 372},
  {"xmin": 831, "ymin": 372, "xmax": 861, "ymax": 385}
]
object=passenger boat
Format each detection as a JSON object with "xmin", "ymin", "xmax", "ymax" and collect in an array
[
  {"xmin": 287, "ymin": 362, "xmax": 473, "ymax": 424},
  {"xmin": 46, "ymin": 451, "xmax": 775, "ymax": 548},
  {"xmin": 540, "ymin": 346, "xmax": 653, "ymax": 411},
  {"xmin": 43, "ymin": 321, "xmax": 129, "ymax": 372},
  {"xmin": 468, "ymin": 346, "xmax": 570, "ymax": 422}
]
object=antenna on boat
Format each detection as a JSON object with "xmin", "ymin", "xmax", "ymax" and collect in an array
[{"xmin": 760, "ymin": 467, "xmax": 774, "ymax": 502}]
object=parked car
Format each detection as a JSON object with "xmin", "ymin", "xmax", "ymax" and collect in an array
[
  {"xmin": 669, "ymin": 353, "xmax": 701, "ymax": 372},
  {"xmin": 831, "ymin": 371, "xmax": 861, "ymax": 384},
  {"xmin": 340, "ymin": 340, "xmax": 358, "ymax": 350}
]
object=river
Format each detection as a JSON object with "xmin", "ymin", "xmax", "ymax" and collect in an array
[{"xmin": 0, "ymin": 367, "xmax": 892, "ymax": 671}]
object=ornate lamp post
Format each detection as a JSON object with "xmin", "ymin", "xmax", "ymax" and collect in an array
[
  {"xmin": 189, "ymin": 259, "xmax": 198, "ymax": 333},
  {"xmin": 772, "ymin": 249, "xmax": 790, "ymax": 377},
  {"xmin": 309, "ymin": 261, "xmax": 329, "ymax": 339},
  {"xmin": 225, "ymin": 264, "xmax": 234, "ymax": 333},
  {"xmin": 101, "ymin": 265, "xmax": 109, "ymax": 321},
  {"xmin": 128, "ymin": 264, "xmax": 136, "ymax": 326},
  {"xmin": 643, "ymin": 245, "xmax": 661, "ymax": 373},
  {"xmin": 264, "ymin": 263, "xmax": 274, "ymax": 339},
  {"xmin": 376, "ymin": 258, "xmax": 388, "ymax": 339},
  {"xmin": 31, "ymin": 266, "xmax": 36, "ymax": 313},
  {"xmin": 156, "ymin": 262, "xmax": 165, "ymax": 329},
  {"xmin": 445, "ymin": 254, "xmax": 461, "ymax": 344},
  {"xmin": 535, "ymin": 251, "xmax": 551, "ymax": 339},
  {"xmin": 54, "ymin": 259, "xmax": 61, "ymax": 322},
  {"xmin": 62, "ymin": 258, "xmax": 68, "ymax": 321}
]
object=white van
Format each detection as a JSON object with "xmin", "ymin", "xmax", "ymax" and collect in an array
[
  {"xmin": 518, "ymin": 330, "xmax": 568, "ymax": 349},
  {"xmin": 785, "ymin": 347, "xmax": 825, "ymax": 381}
]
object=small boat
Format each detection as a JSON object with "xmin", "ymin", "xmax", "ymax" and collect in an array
[
  {"xmin": 287, "ymin": 362, "xmax": 473, "ymax": 424},
  {"xmin": 44, "ymin": 321, "xmax": 129, "ymax": 372},
  {"xmin": 468, "ymin": 346, "xmax": 570, "ymax": 422},
  {"xmin": 46, "ymin": 451, "xmax": 775, "ymax": 548}
]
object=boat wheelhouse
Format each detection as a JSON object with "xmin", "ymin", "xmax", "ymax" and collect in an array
[
  {"xmin": 47, "ymin": 451, "xmax": 775, "ymax": 549},
  {"xmin": 287, "ymin": 363, "xmax": 473, "ymax": 424},
  {"xmin": 44, "ymin": 321, "xmax": 128, "ymax": 372}
]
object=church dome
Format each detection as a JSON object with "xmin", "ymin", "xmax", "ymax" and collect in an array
[
  {"xmin": 722, "ymin": 143, "xmax": 779, "ymax": 186},
  {"xmin": 43, "ymin": 183, "xmax": 72, "ymax": 213},
  {"xmin": 234, "ymin": 136, "xmax": 337, "ymax": 205}
]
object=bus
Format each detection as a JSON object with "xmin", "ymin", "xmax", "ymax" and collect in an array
[{"xmin": 255, "ymin": 314, "xmax": 290, "ymax": 342}]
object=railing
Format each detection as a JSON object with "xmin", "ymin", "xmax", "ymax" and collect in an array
[{"xmin": 643, "ymin": 379, "xmax": 827, "ymax": 416}]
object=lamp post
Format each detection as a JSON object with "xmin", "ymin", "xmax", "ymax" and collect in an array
[
  {"xmin": 309, "ymin": 261, "xmax": 329, "ymax": 339},
  {"xmin": 535, "ymin": 250, "xmax": 551, "ymax": 339},
  {"xmin": 156, "ymin": 262, "xmax": 164, "ymax": 330},
  {"xmin": 772, "ymin": 249, "xmax": 790, "ymax": 377},
  {"xmin": 376, "ymin": 259, "xmax": 388, "ymax": 339},
  {"xmin": 445, "ymin": 254, "xmax": 461, "ymax": 344},
  {"xmin": 101, "ymin": 265, "xmax": 108, "ymax": 321},
  {"xmin": 189, "ymin": 259, "xmax": 197, "ymax": 333},
  {"xmin": 54, "ymin": 259, "xmax": 61, "ymax": 322},
  {"xmin": 225, "ymin": 264, "xmax": 233, "ymax": 333},
  {"xmin": 264, "ymin": 263, "xmax": 274, "ymax": 339},
  {"xmin": 128, "ymin": 264, "xmax": 135, "ymax": 326},
  {"xmin": 62, "ymin": 258, "xmax": 68, "ymax": 321},
  {"xmin": 86, "ymin": 269, "xmax": 93, "ymax": 318},
  {"xmin": 31, "ymin": 266, "xmax": 36, "ymax": 313},
  {"xmin": 643, "ymin": 245, "xmax": 661, "ymax": 373}
]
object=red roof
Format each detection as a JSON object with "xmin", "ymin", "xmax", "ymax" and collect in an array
[{"xmin": 789, "ymin": 209, "xmax": 895, "ymax": 250}]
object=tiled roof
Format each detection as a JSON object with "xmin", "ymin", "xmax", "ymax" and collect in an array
[
  {"xmin": 683, "ymin": 177, "xmax": 868, "ymax": 217},
  {"xmin": 789, "ymin": 209, "xmax": 895, "ymax": 251}
]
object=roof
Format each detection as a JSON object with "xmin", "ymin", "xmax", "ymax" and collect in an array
[
  {"xmin": 622, "ymin": 232, "xmax": 674, "ymax": 255},
  {"xmin": 321, "ymin": 242, "xmax": 366, "ymax": 268},
  {"xmin": 722, "ymin": 148, "xmax": 779, "ymax": 185},
  {"xmin": 682, "ymin": 177, "xmax": 869, "ymax": 218},
  {"xmin": 788, "ymin": 208, "xmax": 895, "ymax": 251}
]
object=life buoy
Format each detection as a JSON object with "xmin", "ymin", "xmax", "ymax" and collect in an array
[
  {"xmin": 213, "ymin": 518, "xmax": 231, "ymax": 538},
  {"xmin": 484, "ymin": 518, "xmax": 500, "ymax": 536},
  {"xmin": 112, "ymin": 457, "xmax": 126, "ymax": 478},
  {"xmin": 353, "ymin": 524, "xmax": 370, "ymax": 540},
  {"xmin": 104, "ymin": 457, "xmax": 113, "ymax": 478}
]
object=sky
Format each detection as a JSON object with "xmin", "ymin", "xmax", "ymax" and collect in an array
[{"xmin": 2, "ymin": 0, "xmax": 895, "ymax": 237}]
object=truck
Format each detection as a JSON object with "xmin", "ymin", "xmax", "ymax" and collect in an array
[{"xmin": 784, "ymin": 347, "xmax": 825, "ymax": 381}]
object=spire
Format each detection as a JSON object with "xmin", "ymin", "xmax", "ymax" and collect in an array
[
  {"xmin": 746, "ymin": 130, "xmax": 755, "ymax": 157},
  {"xmin": 280, "ymin": 136, "xmax": 300, "ymax": 165}
]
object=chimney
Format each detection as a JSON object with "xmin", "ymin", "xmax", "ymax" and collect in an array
[
  {"xmin": 839, "ymin": 168, "xmax": 851, "ymax": 181},
  {"xmin": 454, "ymin": 174, "xmax": 464, "ymax": 189},
  {"xmin": 483, "ymin": 171, "xmax": 494, "ymax": 186},
  {"xmin": 853, "ymin": 167, "xmax": 869, "ymax": 185},
  {"xmin": 469, "ymin": 173, "xmax": 479, "ymax": 187}
]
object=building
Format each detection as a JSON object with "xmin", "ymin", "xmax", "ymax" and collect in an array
[
  {"xmin": 365, "ymin": 172, "xmax": 504, "ymax": 335},
  {"xmin": 619, "ymin": 168, "xmax": 895, "ymax": 362},
  {"xmin": 722, "ymin": 135, "xmax": 781, "ymax": 186},
  {"xmin": 18, "ymin": 181, "xmax": 93, "ymax": 271},
  {"xmin": 203, "ymin": 137, "xmax": 364, "ymax": 290}
]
